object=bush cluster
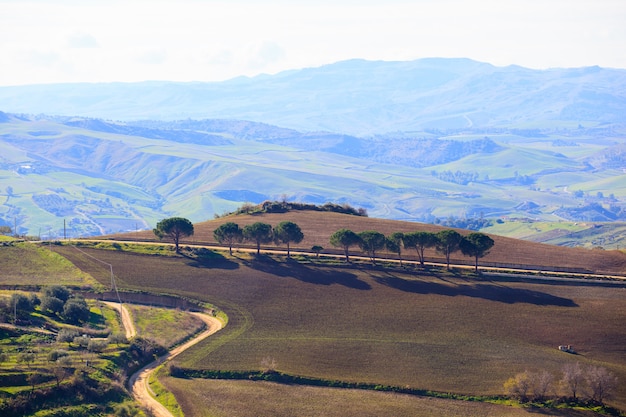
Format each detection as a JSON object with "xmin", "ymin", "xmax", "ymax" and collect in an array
[
  {"xmin": 217, "ymin": 200, "xmax": 368, "ymax": 218},
  {"xmin": 504, "ymin": 363, "xmax": 619, "ymax": 405}
]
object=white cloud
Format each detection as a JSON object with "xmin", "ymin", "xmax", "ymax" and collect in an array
[
  {"xmin": 246, "ymin": 41, "xmax": 286, "ymax": 71},
  {"xmin": 0, "ymin": 0, "xmax": 625, "ymax": 86},
  {"xmin": 67, "ymin": 33, "xmax": 99, "ymax": 49}
]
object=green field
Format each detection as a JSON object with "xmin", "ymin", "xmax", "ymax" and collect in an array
[
  {"xmin": 127, "ymin": 304, "xmax": 205, "ymax": 348},
  {"xmin": 0, "ymin": 242, "xmax": 101, "ymax": 288},
  {"xmin": 2, "ymin": 115, "xmax": 626, "ymax": 243}
]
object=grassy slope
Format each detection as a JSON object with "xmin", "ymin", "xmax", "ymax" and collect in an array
[
  {"xmin": 3, "ymin": 117, "xmax": 626, "ymax": 241},
  {"xmin": 57, "ymin": 212, "xmax": 626, "ymax": 414},
  {"xmin": 0, "ymin": 242, "xmax": 101, "ymax": 288}
]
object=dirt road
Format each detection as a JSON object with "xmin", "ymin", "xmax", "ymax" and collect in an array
[
  {"xmin": 103, "ymin": 301, "xmax": 136, "ymax": 339},
  {"xmin": 106, "ymin": 302, "xmax": 223, "ymax": 417}
]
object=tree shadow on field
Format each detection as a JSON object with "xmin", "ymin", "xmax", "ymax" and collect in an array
[
  {"xmin": 183, "ymin": 251, "xmax": 240, "ymax": 270},
  {"xmin": 244, "ymin": 256, "xmax": 371, "ymax": 290},
  {"xmin": 373, "ymin": 273, "xmax": 578, "ymax": 307}
]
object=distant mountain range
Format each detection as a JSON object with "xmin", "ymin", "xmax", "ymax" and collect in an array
[
  {"xmin": 1, "ymin": 58, "xmax": 625, "ymax": 247},
  {"xmin": 1, "ymin": 58, "xmax": 625, "ymax": 135}
]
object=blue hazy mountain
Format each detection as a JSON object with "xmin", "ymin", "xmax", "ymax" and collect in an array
[{"xmin": 1, "ymin": 58, "xmax": 625, "ymax": 135}]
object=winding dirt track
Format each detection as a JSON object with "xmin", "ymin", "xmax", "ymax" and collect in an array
[{"xmin": 106, "ymin": 302, "xmax": 223, "ymax": 417}]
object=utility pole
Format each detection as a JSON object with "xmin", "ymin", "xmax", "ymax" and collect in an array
[{"xmin": 64, "ymin": 219, "xmax": 66, "ymax": 240}]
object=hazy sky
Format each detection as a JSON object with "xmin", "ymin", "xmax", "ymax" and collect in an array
[{"xmin": 1, "ymin": 0, "xmax": 625, "ymax": 86}]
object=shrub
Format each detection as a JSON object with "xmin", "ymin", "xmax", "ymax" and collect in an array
[
  {"xmin": 43, "ymin": 285, "xmax": 71, "ymax": 303},
  {"xmin": 63, "ymin": 297, "xmax": 90, "ymax": 324},
  {"xmin": 47, "ymin": 349, "xmax": 69, "ymax": 362},
  {"xmin": 108, "ymin": 332, "xmax": 128, "ymax": 346},
  {"xmin": 40, "ymin": 296, "xmax": 64, "ymax": 315},
  {"xmin": 88, "ymin": 339, "xmax": 109, "ymax": 353},
  {"xmin": 57, "ymin": 328, "xmax": 79, "ymax": 345}
]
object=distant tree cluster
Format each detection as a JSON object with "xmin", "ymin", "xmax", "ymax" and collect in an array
[
  {"xmin": 330, "ymin": 228, "xmax": 494, "ymax": 271},
  {"xmin": 433, "ymin": 215, "xmax": 493, "ymax": 231},
  {"xmin": 217, "ymin": 200, "xmax": 368, "ymax": 218},
  {"xmin": 431, "ymin": 170, "xmax": 480, "ymax": 185},
  {"xmin": 504, "ymin": 363, "xmax": 618, "ymax": 405}
]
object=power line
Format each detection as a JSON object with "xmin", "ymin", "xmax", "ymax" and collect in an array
[{"xmin": 70, "ymin": 244, "xmax": 122, "ymax": 305}]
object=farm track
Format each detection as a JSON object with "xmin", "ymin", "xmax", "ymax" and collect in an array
[{"xmin": 107, "ymin": 301, "xmax": 223, "ymax": 417}]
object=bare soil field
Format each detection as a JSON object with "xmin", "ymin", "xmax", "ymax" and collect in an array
[
  {"xmin": 112, "ymin": 211, "xmax": 626, "ymax": 275},
  {"xmin": 160, "ymin": 378, "xmax": 607, "ymax": 417},
  {"xmin": 51, "ymin": 241, "xmax": 626, "ymax": 413}
]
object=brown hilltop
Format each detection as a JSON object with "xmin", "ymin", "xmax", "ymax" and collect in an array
[{"xmin": 107, "ymin": 210, "xmax": 626, "ymax": 276}]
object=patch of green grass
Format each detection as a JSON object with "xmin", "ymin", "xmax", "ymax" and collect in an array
[
  {"xmin": 150, "ymin": 366, "xmax": 184, "ymax": 417},
  {"xmin": 0, "ymin": 242, "xmax": 101, "ymax": 288},
  {"xmin": 73, "ymin": 240, "xmax": 176, "ymax": 256},
  {"xmin": 126, "ymin": 304, "xmax": 204, "ymax": 348}
]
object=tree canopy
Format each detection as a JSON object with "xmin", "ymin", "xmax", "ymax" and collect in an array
[
  {"xmin": 243, "ymin": 222, "xmax": 273, "ymax": 255},
  {"xmin": 358, "ymin": 230, "xmax": 386, "ymax": 264},
  {"xmin": 403, "ymin": 231, "xmax": 438, "ymax": 266},
  {"xmin": 460, "ymin": 232, "xmax": 495, "ymax": 272},
  {"xmin": 213, "ymin": 222, "xmax": 243, "ymax": 255},
  {"xmin": 435, "ymin": 229, "xmax": 463, "ymax": 270},
  {"xmin": 273, "ymin": 221, "xmax": 304, "ymax": 258},
  {"xmin": 153, "ymin": 217, "xmax": 194, "ymax": 253},
  {"xmin": 329, "ymin": 229, "xmax": 361, "ymax": 262},
  {"xmin": 386, "ymin": 232, "xmax": 404, "ymax": 265}
]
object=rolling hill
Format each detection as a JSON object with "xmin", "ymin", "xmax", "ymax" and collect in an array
[
  {"xmin": 1, "ymin": 111, "xmax": 626, "ymax": 246},
  {"xmin": 1, "ymin": 58, "xmax": 625, "ymax": 134},
  {"xmin": 52, "ymin": 210, "xmax": 626, "ymax": 413},
  {"xmin": 1, "ymin": 58, "xmax": 625, "ymax": 245}
]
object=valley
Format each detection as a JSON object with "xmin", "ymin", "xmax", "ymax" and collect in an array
[{"xmin": 1, "ymin": 113, "xmax": 625, "ymax": 249}]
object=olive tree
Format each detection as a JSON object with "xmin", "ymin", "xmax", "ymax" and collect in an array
[
  {"xmin": 273, "ymin": 221, "xmax": 304, "ymax": 258},
  {"xmin": 243, "ymin": 222, "xmax": 273, "ymax": 255},
  {"xmin": 330, "ymin": 229, "xmax": 361, "ymax": 262},
  {"xmin": 63, "ymin": 297, "xmax": 90, "ymax": 325},
  {"xmin": 213, "ymin": 222, "xmax": 243, "ymax": 255},
  {"xmin": 459, "ymin": 232, "xmax": 495, "ymax": 273},
  {"xmin": 153, "ymin": 217, "xmax": 194, "ymax": 253}
]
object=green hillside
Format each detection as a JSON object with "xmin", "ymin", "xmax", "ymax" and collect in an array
[{"xmin": 1, "ymin": 114, "xmax": 625, "ymax": 248}]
